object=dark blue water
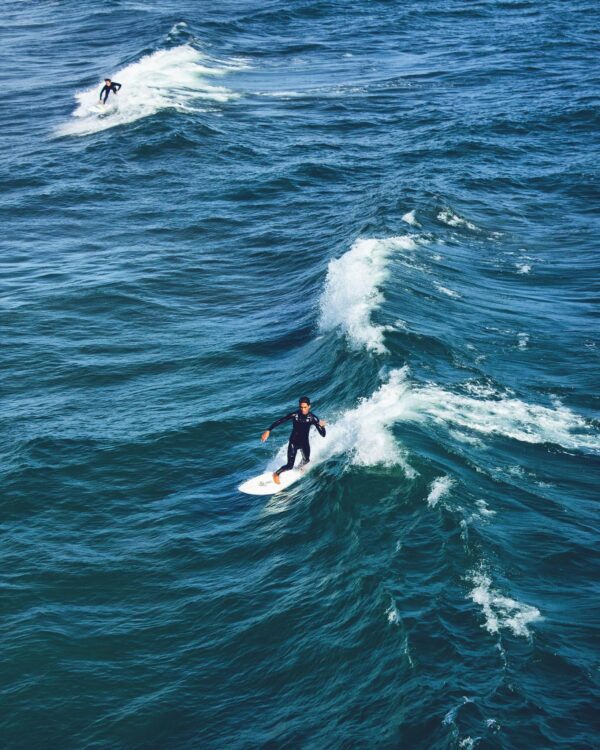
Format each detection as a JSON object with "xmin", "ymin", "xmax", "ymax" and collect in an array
[{"xmin": 2, "ymin": 2, "xmax": 599, "ymax": 748}]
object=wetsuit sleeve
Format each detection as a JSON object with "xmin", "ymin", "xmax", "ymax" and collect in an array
[
  {"xmin": 267, "ymin": 413, "xmax": 294, "ymax": 432},
  {"xmin": 312, "ymin": 414, "xmax": 326, "ymax": 437},
  {"xmin": 99, "ymin": 85, "xmax": 108, "ymax": 100},
  {"xmin": 112, "ymin": 82, "xmax": 122, "ymax": 91}
]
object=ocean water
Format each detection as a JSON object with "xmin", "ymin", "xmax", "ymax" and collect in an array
[{"xmin": 2, "ymin": 1, "xmax": 599, "ymax": 748}]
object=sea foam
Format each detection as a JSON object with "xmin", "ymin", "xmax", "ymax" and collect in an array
[{"xmin": 59, "ymin": 45, "xmax": 243, "ymax": 136}]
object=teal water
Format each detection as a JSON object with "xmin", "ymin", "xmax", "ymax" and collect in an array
[{"xmin": 2, "ymin": 1, "xmax": 599, "ymax": 748}]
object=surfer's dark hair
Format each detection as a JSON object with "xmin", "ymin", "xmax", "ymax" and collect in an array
[{"xmin": 299, "ymin": 396, "xmax": 311, "ymax": 405}]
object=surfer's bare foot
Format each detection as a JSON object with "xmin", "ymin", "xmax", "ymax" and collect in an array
[{"xmin": 272, "ymin": 473, "xmax": 280, "ymax": 485}]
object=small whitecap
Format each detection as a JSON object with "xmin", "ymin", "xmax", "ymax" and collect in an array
[
  {"xmin": 516, "ymin": 263, "xmax": 531, "ymax": 274},
  {"xmin": 476, "ymin": 499, "xmax": 496, "ymax": 517},
  {"xmin": 386, "ymin": 599, "xmax": 400, "ymax": 625},
  {"xmin": 443, "ymin": 696, "xmax": 474, "ymax": 726},
  {"xmin": 449, "ymin": 429, "xmax": 485, "ymax": 447},
  {"xmin": 437, "ymin": 208, "xmax": 480, "ymax": 231},
  {"xmin": 427, "ymin": 476, "xmax": 454, "ymax": 507},
  {"xmin": 402, "ymin": 209, "xmax": 420, "ymax": 227},
  {"xmin": 467, "ymin": 569, "xmax": 541, "ymax": 638},
  {"xmin": 434, "ymin": 282, "xmax": 462, "ymax": 299}
]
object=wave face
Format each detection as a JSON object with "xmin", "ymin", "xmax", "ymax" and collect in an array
[{"xmin": 2, "ymin": 1, "xmax": 599, "ymax": 749}]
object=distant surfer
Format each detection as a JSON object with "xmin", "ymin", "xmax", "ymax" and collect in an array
[
  {"xmin": 261, "ymin": 397, "xmax": 326, "ymax": 484},
  {"xmin": 99, "ymin": 78, "xmax": 122, "ymax": 105}
]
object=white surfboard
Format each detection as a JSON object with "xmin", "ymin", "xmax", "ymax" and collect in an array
[
  {"xmin": 88, "ymin": 102, "xmax": 117, "ymax": 116},
  {"xmin": 239, "ymin": 468, "xmax": 305, "ymax": 495}
]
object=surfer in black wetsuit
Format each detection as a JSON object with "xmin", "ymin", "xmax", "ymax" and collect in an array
[
  {"xmin": 261, "ymin": 396, "xmax": 327, "ymax": 484},
  {"xmin": 99, "ymin": 78, "xmax": 122, "ymax": 104}
]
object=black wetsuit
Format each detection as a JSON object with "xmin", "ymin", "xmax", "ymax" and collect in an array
[
  {"xmin": 100, "ymin": 81, "xmax": 122, "ymax": 104},
  {"xmin": 267, "ymin": 410, "xmax": 326, "ymax": 476}
]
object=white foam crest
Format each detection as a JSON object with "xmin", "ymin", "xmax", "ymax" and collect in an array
[
  {"xmin": 259, "ymin": 90, "xmax": 304, "ymax": 99},
  {"xmin": 386, "ymin": 599, "xmax": 401, "ymax": 625},
  {"xmin": 59, "ymin": 45, "xmax": 242, "ymax": 136},
  {"xmin": 168, "ymin": 21, "xmax": 188, "ymax": 35},
  {"xmin": 467, "ymin": 569, "xmax": 541, "ymax": 638},
  {"xmin": 475, "ymin": 499, "xmax": 496, "ymax": 517},
  {"xmin": 427, "ymin": 476, "xmax": 454, "ymax": 507},
  {"xmin": 449, "ymin": 429, "xmax": 485, "ymax": 447},
  {"xmin": 516, "ymin": 263, "xmax": 531, "ymax": 274},
  {"xmin": 319, "ymin": 236, "xmax": 417, "ymax": 353},
  {"xmin": 463, "ymin": 382, "xmax": 506, "ymax": 398},
  {"xmin": 434, "ymin": 282, "xmax": 462, "ymax": 299},
  {"xmin": 415, "ymin": 385, "xmax": 600, "ymax": 453},
  {"xmin": 323, "ymin": 367, "xmax": 418, "ymax": 473},
  {"xmin": 402, "ymin": 209, "xmax": 420, "ymax": 227},
  {"xmin": 438, "ymin": 208, "xmax": 479, "ymax": 231},
  {"xmin": 443, "ymin": 696, "xmax": 474, "ymax": 726}
]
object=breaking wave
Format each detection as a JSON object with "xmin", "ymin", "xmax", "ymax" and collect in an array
[{"xmin": 59, "ymin": 44, "xmax": 243, "ymax": 136}]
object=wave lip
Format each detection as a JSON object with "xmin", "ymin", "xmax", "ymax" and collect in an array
[
  {"xmin": 59, "ymin": 44, "xmax": 244, "ymax": 136},
  {"xmin": 319, "ymin": 235, "xmax": 417, "ymax": 354}
]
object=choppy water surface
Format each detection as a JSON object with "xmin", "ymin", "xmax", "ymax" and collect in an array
[{"xmin": 2, "ymin": 1, "xmax": 599, "ymax": 748}]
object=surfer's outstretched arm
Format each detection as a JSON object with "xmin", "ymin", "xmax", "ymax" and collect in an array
[
  {"xmin": 312, "ymin": 414, "xmax": 327, "ymax": 437},
  {"xmin": 261, "ymin": 412, "xmax": 293, "ymax": 442}
]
